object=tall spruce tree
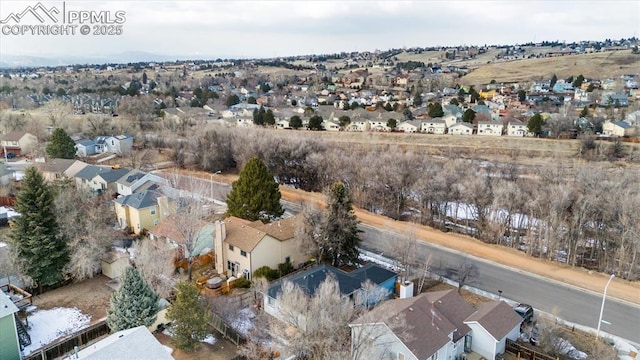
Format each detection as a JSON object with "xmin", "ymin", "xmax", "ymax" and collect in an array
[
  {"xmin": 166, "ymin": 281, "xmax": 210, "ymax": 352},
  {"xmin": 107, "ymin": 266, "xmax": 160, "ymax": 332},
  {"xmin": 322, "ymin": 181, "xmax": 361, "ymax": 267},
  {"xmin": 226, "ymin": 157, "xmax": 284, "ymax": 222},
  {"xmin": 9, "ymin": 167, "xmax": 68, "ymax": 288},
  {"xmin": 46, "ymin": 128, "xmax": 77, "ymax": 159}
]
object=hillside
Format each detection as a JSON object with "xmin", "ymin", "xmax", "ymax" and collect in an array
[{"xmin": 458, "ymin": 49, "xmax": 640, "ymax": 85}]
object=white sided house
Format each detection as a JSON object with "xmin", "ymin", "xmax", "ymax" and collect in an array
[
  {"xmin": 449, "ymin": 122, "xmax": 474, "ymax": 135},
  {"xmin": 506, "ymin": 120, "xmax": 530, "ymax": 137},
  {"xmin": 477, "ymin": 121, "xmax": 503, "ymax": 136},
  {"xmin": 421, "ymin": 119, "xmax": 447, "ymax": 134}
]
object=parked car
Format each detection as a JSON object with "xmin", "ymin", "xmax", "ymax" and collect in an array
[
  {"xmin": 514, "ymin": 303, "xmax": 534, "ymax": 323},
  {"xmin": 5, "ymin": 153, "xmax": 16, "ymax": 159}
]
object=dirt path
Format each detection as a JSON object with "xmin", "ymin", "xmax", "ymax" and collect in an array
[
  {"xmin": 180, "ymin": 169, "xmax": 640, "ymax": 304},
  {"xmin": 279, "ymin": 185, "xmax": 640, "ymax": 305}
]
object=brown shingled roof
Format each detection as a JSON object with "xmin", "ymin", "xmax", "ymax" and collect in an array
[
  {"xmin": 352, "ymin": 290, "xmax": 474, "ymax": 359},
  {"xmin": 149, "ymin": 215, "xmax": 211, "ymax": 245},
  {"xmin": 465, "ymin": 301, "xmax": 523, "ymax": 340},
  {"xmin": 223, "ymin": 215, "xmax": 300, "ymax": 252},
  {"xmin": 2, "ymin": 131, "xmax": 28, "ymax": 142}
]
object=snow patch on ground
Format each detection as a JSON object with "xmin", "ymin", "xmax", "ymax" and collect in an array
[
  {"xmin": 22, "ymin": 307, "xmax": 91, "ymax": 356},
  {"xmin": 201, "ymin": 334, "xmax": 217, "ymax": 345},
  {"xmin": 0, "ymin": 242, "xmax": 6, "ymax": 248},
  {"xmin": 231, "ymin": 308, "xmax": 255, "ymax": 337}
]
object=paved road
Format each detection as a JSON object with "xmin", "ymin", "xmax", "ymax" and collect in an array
[
  {"xmin": 359, "ymin": 224, "xmax": 640, "ymax": 346},
  {"xmin": 188, "ymin": 182, "xmax": 640, "ymax": 345}
]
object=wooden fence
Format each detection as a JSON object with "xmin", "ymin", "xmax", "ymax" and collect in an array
[
  {"xmin": 505, "ymin": 339, "xmax": 559, "ymax": 360},
  {"xmin": 24, "ymin": 320, "xmax": 110, "ymax": 360},
  {"xmin": 211, "ymin": 312, "xmax": 245, "ymax": 346}
]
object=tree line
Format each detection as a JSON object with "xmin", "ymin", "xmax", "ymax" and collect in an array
[{"xmin": 153, "ymin": 126, "xmax": 640, "ymax": 280}]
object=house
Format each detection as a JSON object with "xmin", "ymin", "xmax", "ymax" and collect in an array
[
  {"xmin": 0, "ymin": 291, "xmax": 21, "ymax": 360},
  {"xmin": 506, "ymin": 120, "xmax": 530, "ymax": 137},
  {"xmin": 265, "ymin": 263, "xmax": 397, "ymax": 325},
  {"xmin": 603, "ymin": 120, "xmax": 634, "ymax": 137},
  {"xmin": 213, "ymin": 215, "xmax": 306, "ymax": 280},
  {"xmin": 275, "ymin": 119, "xmax": 291, "ymax": 129},
  {"xmin": 74, "ymin": 165, "xmax": 115, "ymax": 192},
  {"xmin": 91, "ymin": 167, "xmax": 131, "ymax": 195},
  {"xmin": 0, "ymin": 131, "xmax": 38, "ymax": 157},
  {"xmin": 75, "ymin": 135, "xmax": 133, "ymax": 157},
  {"xmin": 69, "ymin": 326, "xmax": 174, "ymax": 360},
  {"xmin": 35, "ymin": 158, "xmax": 81, "ymax": 182},
  {"xmin": 322, "ymin": 120, "xmax": 341, "ymax": 131},
  {"xmin": 115, "ymin": 171, "xmax": 167, "ymax": 196},
  {"xmin": 477, "ymin": 121, "xmax": 503, "ymax": 136},
  {"xmin": 421, "ymin": 119, "xmax": 447, "ymax": 134},
  {"xmin": 449, "ymin": 122, "xmax": 474, "ymax": 135},
  {"xmin": 113, "ymin": 190, "xmax": 171, "ymax": 234},
  {"xmin": 350, "ymin": 289, "xmax": 475, "ymax": 360},
  {"xmin": 463, "ymin": 301, "xmax": 523, "ymax": 360},
  {"xmin": 149, "ymin": 215, "xmax": 214, "ymax": 258},
  {"xmin": 397, "ymin": 120, "xmax": 420, "ymax": 133},
  {"xmin": 350, "ymin": 289, "xmax": 523, "ymax": 360}
]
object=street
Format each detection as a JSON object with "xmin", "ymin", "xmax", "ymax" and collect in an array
[
  {"xmin": 359, "ymin": 225, "xmax": 640, "ymax": 346},
  {"xmin": 187, "ymin": 176, "xmax": 640, "ymax": 345}
]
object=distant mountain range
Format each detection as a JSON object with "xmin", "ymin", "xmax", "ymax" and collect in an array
[{"xmin": 0, "ymin": 51, "xmax": 234, "ymax": 68}]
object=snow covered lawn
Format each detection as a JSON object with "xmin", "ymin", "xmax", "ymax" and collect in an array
[{"xmin": 22, "ymin": 307, "xmax": 91, "ymax": 356}]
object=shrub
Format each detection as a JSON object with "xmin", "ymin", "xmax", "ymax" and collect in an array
[
  {"xmin": 234, "ymin": 277, "xmax": 251, "ymax": 288},
  {"xmin": 253, "ymin": 266, "xmax": 279, "ymax": 281},
  {"xmin": 278, "ymin": 262, "xmax": 294, "ymax": 276}
]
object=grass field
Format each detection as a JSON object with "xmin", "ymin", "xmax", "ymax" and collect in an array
[{"xmin": 458, "ymin": 50, "xmax": 639, "ymax": 85}]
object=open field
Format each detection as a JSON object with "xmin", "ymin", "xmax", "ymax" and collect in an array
[
  {"xmin": 258, "ymin": 129, "xmax": 640, "ymax": 170},
  {"xmin": 459, "ymin": 50, "xmax": 640, "ymax": 85}
]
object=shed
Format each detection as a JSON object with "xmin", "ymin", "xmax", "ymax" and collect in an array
[{"xmin": 100, "ymin": 251, "xmax": 130, "ymax": 279}]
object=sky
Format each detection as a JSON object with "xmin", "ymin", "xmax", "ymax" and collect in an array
[{"xmin": 0, "ymin": 0, "xmax": 638, "ymax": 63}]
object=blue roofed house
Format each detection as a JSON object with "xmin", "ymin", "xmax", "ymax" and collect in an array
[
  {"xmin": 73, "ymin": 165, "xmax": 130, "ymax": 195},
  {"xmin": 75, "ymin": 139, "xmax": 99, "ymax": 157},
  {"xmin": 264, "ymin": 263, "xmax": 397, "ymax": 325},
  {"xmin": 114, "ymin": 190, "xmax": 173, "ymax": 235},
  {"xmin": 75, "ymin": 135, "xmax": 134, "ymax": 157}
]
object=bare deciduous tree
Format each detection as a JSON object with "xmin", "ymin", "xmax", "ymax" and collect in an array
[
  {"xmin": 54, "ymin": 182, "xmax": 115, "ymax": 281},
  {"xmin": 133, "ymin": 238, "xmax": 176, "ymax": 299}
]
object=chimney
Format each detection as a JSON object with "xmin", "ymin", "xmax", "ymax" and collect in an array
[
  {"xmin": 214, "ymin": 220, "xmax": 225, "ymax": 274},
  {"xmin": 399, "ymin": 280, "xmax": 414, "ymax": 299}
]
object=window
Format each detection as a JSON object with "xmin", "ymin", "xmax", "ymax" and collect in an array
[
  {"xmin": 397, "ymin": 353, "xmax": 405, "ymax": 360},
  {"xmin": 285, "ymin": 256, "xmax": 290, "ymax": 263},
  {"xmin": 268, "ymin": 297, "xmax": 275, "ymax": 306},
  {"xmin": 150, "ymin": 207, "xmax": 156, "ymax": 215},
  {"xmin": 153, "ymin": 219, "xmax": 159, "ymax": 225},
  {"xmin": 430, "ymin": 352, "xmax": 438, "ymax": 360},
  {"xmin": 228, "ymin": 244, "xmax": 234, "ymax": 251},
  {"xmin": 240, "ymin": 250, "xmax": 247, "ymax": 257}
]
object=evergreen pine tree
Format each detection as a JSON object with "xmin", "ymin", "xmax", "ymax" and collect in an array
[
  {"xmin": 9, "ymin": 167, "xmax": 68, "ymax": 287},
  {"xmin": 322, "ymin": 182, "xmax": 361, "ymax": 267},
  {"xmin": 46, "ymin": 128, "xmax": 76, "ymax": 159},
  {"xmin": 226, "ymin": 157, "xmax": 284, "ymax": 222},
  {"xmin": 166, "ymin": 281, "xmax": 210, "ymax": 352},
  {"xmin": 107, "ymin": 266, "xmax": 160, "ymax": 332}
]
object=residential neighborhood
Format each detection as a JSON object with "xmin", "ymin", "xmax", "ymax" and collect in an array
[{"xmin": 0, "ymin": 3, "xmax": 639, "ymax": 360}]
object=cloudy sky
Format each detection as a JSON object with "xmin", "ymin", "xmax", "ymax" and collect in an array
[{"xmin": 0, "ymin": 0, "xmax": 638, "ymax": 62}]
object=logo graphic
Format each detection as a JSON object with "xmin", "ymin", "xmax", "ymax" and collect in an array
[
  {"xmin": 1, "ymin": 2, "xmax": 126, "ymax": 36},
  {"xmin": 0, "ymin": 2, "xmax": 59, "ymax": 24}
]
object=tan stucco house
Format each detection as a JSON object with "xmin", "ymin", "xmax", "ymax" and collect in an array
[{"xmin": 214, "ymin": 215, "xmax": 305, "ymax": 280}]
